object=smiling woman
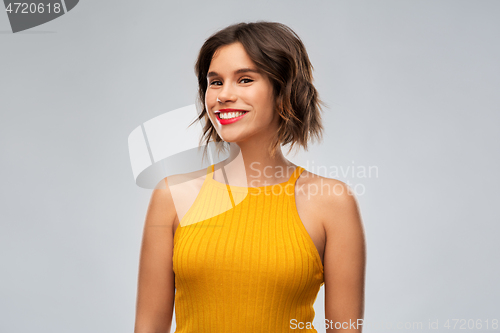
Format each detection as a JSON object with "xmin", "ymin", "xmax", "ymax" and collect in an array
[
  {"xmin": 134, "ymin": 21, "xmax": 366, "ymax": 333},
  {"xmin": 205, "ymin": 42, "xmax": 277, "ymax": 144},
  {"xmin": 194, "ymin": 22, "xmax": 325, "ymax": 159}
]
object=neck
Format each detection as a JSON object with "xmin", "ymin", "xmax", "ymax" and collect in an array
[
  {"xmin": 215, "ymin": 140, "xmax": 296, "ymax": 187},
  {"xmin": 228, "ymin": 142, "xmax": 290, "ymax": 169}
]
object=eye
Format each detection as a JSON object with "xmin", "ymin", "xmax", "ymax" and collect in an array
[
  {"xmin": 240, "ymin": 78, "xmax": 253, "ymax": 84},
  {"xmin": 209, "ymin": 80, "xmax": 222, "ymax": 86}
]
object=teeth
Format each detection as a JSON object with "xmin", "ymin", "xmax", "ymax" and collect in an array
[{"xmin": 219, "ymin": 111, "xmax": 246, "ymax": 119}]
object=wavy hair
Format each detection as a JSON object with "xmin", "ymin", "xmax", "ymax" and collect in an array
[{"xmin": 194, "ymin": 21, "xmax": 326, "ymax": 158}]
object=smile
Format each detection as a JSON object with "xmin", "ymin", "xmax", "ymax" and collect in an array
[
  {"xmin": 215, "ymin": 110, "xmax": 248, "ymax": 125},
  {"xmin": 219, "ymin": 111, "xmax": 246, "ymax": 119}
]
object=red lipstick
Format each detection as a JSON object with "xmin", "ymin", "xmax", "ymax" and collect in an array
[{"xmin": 215, "ymin": 108, "xmax": 248, "ymax": 125}]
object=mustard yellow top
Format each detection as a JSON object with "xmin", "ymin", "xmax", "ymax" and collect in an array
[{"xmin": 173, "ymin": 165, "xmax": 324, "ymax": 332}]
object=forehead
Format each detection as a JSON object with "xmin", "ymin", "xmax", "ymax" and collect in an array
[{"xmin": 208, "ymin": 42, "xmax": 257, "ymax": 72}]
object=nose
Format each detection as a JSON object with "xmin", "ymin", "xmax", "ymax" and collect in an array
[{"xmin": 216, "ymin": 82, "xmax": 237, "ymax": 104}]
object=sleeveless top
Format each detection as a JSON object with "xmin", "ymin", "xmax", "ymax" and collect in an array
[{"xmin": 172, "ymin": 164, "xmax": 324, "ymax": 332}]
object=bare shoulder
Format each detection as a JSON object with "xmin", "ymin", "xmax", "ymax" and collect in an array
[
  {"xmin": 296, "ymin": 169, "xmax": 362, "ymax": 231},
  {"xmin": 165, "ymin": 167, "xmax": 207, "ymax": 188},
  {"xmin": 163, "ymin": 167, "xmax": 209, "ymax": 233},
  {"xmin": 146, "ymin": 168, "xmax": 206, "ymax": 224},
  {"xmin": 145, "ymin": 177, "xmax": 176, "ymax": 228},
  {"xmin": 296, "ymin": 169, "xmax": 357, "ymax": 204}
]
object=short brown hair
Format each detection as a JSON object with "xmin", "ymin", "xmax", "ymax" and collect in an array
[{"xmin": 194, "ymin": 21, "xmax": 325, "ymax": 157}]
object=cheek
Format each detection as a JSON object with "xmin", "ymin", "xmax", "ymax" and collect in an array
[
  {"xmin": 246, "ymin": 90, "xmax": 273, "ymax": 123},
  {"xmin": 259, "ymin": 90, "xmax": 275, "ymax": 116},
  {"xmin": 249, "ymin": 87, "xmax": 273, "ymax": 108},
  {"xmin": 205, "ymin": 90, "xmax": 215, "ymax": 106}
]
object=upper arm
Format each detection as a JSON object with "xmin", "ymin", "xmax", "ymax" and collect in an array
[
  {"xmin": 322, "ymin": 181, "xmax": 366, "ymax": 332},
  {"xmin": 134, "ymin": 178, "xmax": 177, "ymax": 333}
]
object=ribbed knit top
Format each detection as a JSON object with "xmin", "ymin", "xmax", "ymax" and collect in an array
[{"xmin": 172, "ymin": 164, "xmax": 324, "ymax": 332}]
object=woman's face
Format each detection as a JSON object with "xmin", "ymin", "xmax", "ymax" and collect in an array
[{"xmin": 205, "ymin": 42, "xmax": 278, "ymax": 145}]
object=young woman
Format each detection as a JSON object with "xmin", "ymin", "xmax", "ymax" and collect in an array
[{"xmin": 135, "ymin": 21, "xmax": 366, "ymax": 333}]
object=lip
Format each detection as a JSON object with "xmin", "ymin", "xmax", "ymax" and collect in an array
[{"xmin": 215, "ymin": 108, "xmax": 249, "ymax": 125}]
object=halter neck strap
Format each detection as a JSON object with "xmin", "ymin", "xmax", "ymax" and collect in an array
[{"xmin": 286, "ymin": 166, "xmax": 305, "ymax": 185}]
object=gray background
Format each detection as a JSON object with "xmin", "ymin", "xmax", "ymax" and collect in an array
[{"xmin": 1, "ymin": 1, "xmax": 499, "ymax": 332}]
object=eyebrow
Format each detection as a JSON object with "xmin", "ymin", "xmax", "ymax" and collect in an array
[{"xmin": 207, "ymin": 68, "xmax": 261, "ymax": 78}]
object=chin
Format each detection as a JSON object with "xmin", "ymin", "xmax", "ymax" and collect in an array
[
  {"xmin": 217, "ymin": 129, "xmax": 249, "ymax": 144},
  {"xmin": 218, "ymin": 135, "xmax": 242, "ymax": 144}
]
